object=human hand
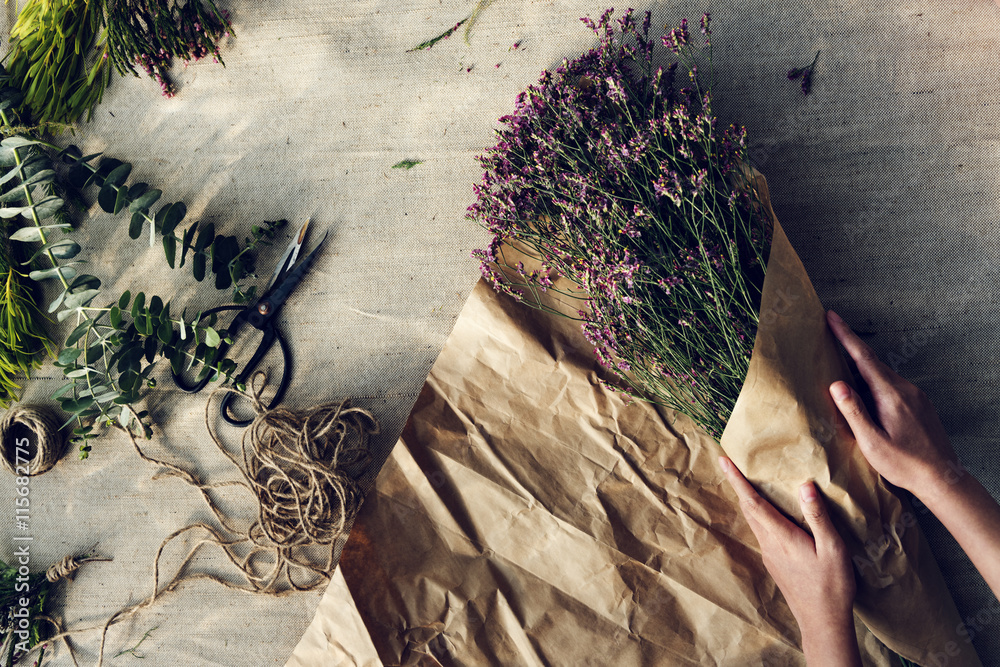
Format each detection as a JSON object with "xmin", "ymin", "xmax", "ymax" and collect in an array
[
  {"xmin": 825, "ymin": 310, "xmax": 960, "ymax": 502},
  {"xmin": 719, "ymin": 456, "xmax": 860, "ymax": 664}
]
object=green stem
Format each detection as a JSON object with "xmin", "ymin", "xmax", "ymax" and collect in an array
[{"xmin": 0, "ymin": 110, "xmax": 71, "ymax": 292}]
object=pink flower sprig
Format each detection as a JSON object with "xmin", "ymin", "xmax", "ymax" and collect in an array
[{"xmin": 469, "ymin": 9, "xmax": 772, "ymax": 439}]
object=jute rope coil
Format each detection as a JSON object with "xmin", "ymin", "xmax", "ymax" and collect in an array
[
  {"xmin": 96, "ymin": 373, "xmax": 379, "ymax": 665},
  {"xmin": 14, "ymin": 375, "xmax": 378, "ymax": 667},
  {"xmin": 0, "ymin": 404, "xmax": 65, "ymax": 476}
]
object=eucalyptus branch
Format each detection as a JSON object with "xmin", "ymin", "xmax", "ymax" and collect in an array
[{"xmin": 0, "ymin": 101, "xmax": 287, "ymax": 456}]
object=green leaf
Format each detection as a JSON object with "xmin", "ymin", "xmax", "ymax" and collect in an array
[
  {"xmin": 143, "ymin": 334, "xmax": 158, "ymax": 363},
  {"xmin": 156, "ymin": 201, "xmax": 186, "ymax": 237},
  {"xmin": 213, "ymin": 236, "xmax": 238, "ymax": 290},
  {"xmin": 120, "ymin": 346, "xmax": 144, "ymax": 373},
  {"xmin": 118, "ymin": 290, "xmax": 131, "ymax": 310},
  {"xmin": 193, "ymin": 253, "xmax": 206, "ymax": 282},
  {"xmin": 48, "ymin": 289, "xmax": 67, "ymax": 313},
  {"xmin": 0, "ymin": 163, "xmax": 24, "ymax": 187},
  {"xmin": 204, "ymin": 327, "xmax": 221, "ymax": 348},
  {"xmin": 57, "ymin": 347, "xmax": 82, "ymax": 365},
  {"xmin": 104, "ymin": 162, "xmax": 132, "ymax": 189},
  {"xmin": 391, "ymin": 159, "xmax": 423, "ymax": 169},
  {"xmin": 109, "ymin": 305, "xmax": 122, "ymax": 329},
  {"xmin": 131, "ymin": 292, "xmax": 145, "ymax": 319},
  {"xmin": 195, "ymin": 222, "xmax": 215, "ymax": 252},
  {"xmin": 129, "ymin": 211, "xmax": 145, "ymax": 239},
  {"xmin": 9, "ymin": 223, "xmax": 71, "ymax": 242},
  {"xmin": 51, "ymin": 382, "xmax": 76, "ymax": 399},
  {"xmin": 63, "ymin": 288, "xmax": 100, "ymax": 310},
  {"xmin": 98, "ymin": 179, "xmax": 122, "ymax": 213},
  {"xmin": 163, "ymin": 234, "xmax": 176, "ymax": 268},
  {"xmin": 85, "ymin": 344, "xmax": 104, "ymax": 365},
  {"xmin": 65, "ymin": 367, "xmax": 95, "ymax": 379},
  {"xmin": 69, "ymin": 274, "xmax": 101, "ymax": 291},
  {"xmin": 27, "ymin": 238, "xmax": 82, "ymax": 263},
  {"xmin": 1, "ymin": 136, "xmax": 39, "ymax": 149},
  {"xmin": 25, "ymin": 196, "xmax": 64, "ymax": 220},
  {"xmin": 65, "ymin": 319, "xmax": 94, "ymax": 346},
  {"xmin": 20, "ymin": 168, "xmax": 56, "ymax": 189},
  {"xmin": 9, "ymin": 226, "xmax": 43, "ymax": 242},
  {"xmin": 158, "ymin": 318, "xmax": 173, "ymax": 344},
  {"xmin": 149, "ymin": 295, "xmax": 163, "ymax": 316},
  {"xmin": 127, "ymin": 182, "xmax": 149, "ymax": 201},
  {"xmin": 0, "ymin": 205, "xmax": 29, "ymax": 220},
  {"xmin": 29, "ymin": 265, "xmax": 77, "ymax": 282},
  {"xmin": 179, "ymin": 223, "xmax": 198, "ymax": 267},
  {"xmin": 129, "ymin": 188, "xmax": 161, "ymax": 214},
  {"xmin": 60, "ymin": 396, "xmax": 96, "ymax": 413}
]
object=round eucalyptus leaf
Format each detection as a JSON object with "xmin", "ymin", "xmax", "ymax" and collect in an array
[
  {"xmin": 204, "ymin": 326, "xmax": 221, "ymax": 348},
  {"xmin": 29, "ymin": 265, "xmax": 77, "ymax": 282}
]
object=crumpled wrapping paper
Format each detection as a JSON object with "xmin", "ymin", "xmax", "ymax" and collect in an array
[{"xmin": 302, "ymin": 172, "xmax": 979, "ymax": 666}]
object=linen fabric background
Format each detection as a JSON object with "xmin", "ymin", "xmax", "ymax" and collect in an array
[{"xmin": 0, "ymin": 0, "xmax": 998, "ymax": 664}]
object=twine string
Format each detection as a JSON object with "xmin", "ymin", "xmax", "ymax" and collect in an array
[
  {"xmin": 91, "ymin": 373, "xmax": 378, "ymax": 665},
  {"xmin": 0, "ymin": 404, "xmax": 64, "ymax": 476}
]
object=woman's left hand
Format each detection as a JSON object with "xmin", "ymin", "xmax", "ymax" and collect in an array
[{"xmin": 719, "ymin": 456, "xmax": 862, "ymax": 666}]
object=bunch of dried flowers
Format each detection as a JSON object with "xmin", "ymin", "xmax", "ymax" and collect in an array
[{"xmin": 469, "ymin": 9, "xmax": 772, "ymax": 439}]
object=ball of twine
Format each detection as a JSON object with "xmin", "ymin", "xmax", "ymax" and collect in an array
[{"xmin": 0, "ymin": 404, "xmax": 65, "ymax": 476}]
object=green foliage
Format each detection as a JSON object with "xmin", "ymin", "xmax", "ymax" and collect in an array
[
  {"xmin": 0, "ymin": 557, "xmax": 51, "ymax": 667},
  {"xmin": 391, "ymin": 159, "xmax": 422, "ymax": 170},
  {"xmin": 0, "ymin": 85, "xmax": 60, "ymax": 406},
  {"xmin": 0, "ymin": 110, "xmax": 285, "ymax": 454},
  {"xmin": 3, "ymin": 0, "xmax": 233, "ymax": 127},
  {"xmin": 2, "ymin": 0, "xmax": 107, "ymax": 127}
]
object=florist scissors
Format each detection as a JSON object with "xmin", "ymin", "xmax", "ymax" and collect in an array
[{"xmin": 172, "ymin": 219, "xmax": 327, "ymax": 426}]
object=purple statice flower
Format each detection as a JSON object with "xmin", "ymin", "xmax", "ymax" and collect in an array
[
  {"xmin": 662, "ymin": 18, "xmax": 689, "ymax": 54},
  {"xmin": 787, "ymin": 50, "xmax": 820, "ymax": 96},
  {"xmin": 468, "ymin": 9, "xmax": 772, "ymax": 439}
]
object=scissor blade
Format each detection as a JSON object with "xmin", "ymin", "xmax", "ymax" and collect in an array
[
  {"xmin": 266, "ymin": 219, "xmax": 311, "ymax": 294},
  {"xmin": 263, "ymin": 230, "xmax": 328, "ymax": 315}
]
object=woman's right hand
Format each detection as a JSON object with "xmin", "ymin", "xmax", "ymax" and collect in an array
[{"xmin": 824, "ymin": 310, "xmax": 961, "ymax": 502}]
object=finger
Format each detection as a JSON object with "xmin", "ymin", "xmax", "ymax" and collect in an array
[
  {"xmin": 719, "ymin": 456, "xmax": 794, "ymax": 538},
  {"xmin": 798, "ymin": 481, "xmax": 842, "ymax": 552},
  {"xmin": 829, "ymin": 380, "xmax": 886, "ymax": 444},
  {"xmin": 825, "ymin": 310, "xmax": 902, "ymax": 394}
]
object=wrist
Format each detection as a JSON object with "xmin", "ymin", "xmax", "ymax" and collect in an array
[
  {"xmin": 912, "ymin": 458, "xmax": 970, "ymax": 509},
  {"xmin": 799, "ymin": 610, "xmax": 861, "ymax": 667}
]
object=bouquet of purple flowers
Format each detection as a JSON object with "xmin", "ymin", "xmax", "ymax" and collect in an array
[{"xmin": 469, "ymin": 9, "xmax": 772, "ymax": 439}]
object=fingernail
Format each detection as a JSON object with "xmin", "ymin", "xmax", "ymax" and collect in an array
[
  {"xmin": 828, "ymin": 310, "xmax": 843, "ymax": 324},
  {"xmin": 718, "ymin": 456, "xmax": 731, "ymax": 473},
  {"xmin": 800, "ymin": 482, "xmax": 817, "ymax": 502},
  {"xmin": 830, "ymin": 382, "xmax": 851, "ymax": 402}
]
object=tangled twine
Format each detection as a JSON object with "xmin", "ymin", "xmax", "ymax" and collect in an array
[
  {"xmin": 90, "ymin": 373, "xmax": 378, "ymax": 665},
  {"xmin": 0, "ymin": 404, "xmax": 64, "ymax": 476}
]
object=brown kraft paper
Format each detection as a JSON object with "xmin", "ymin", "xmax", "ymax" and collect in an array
[{"xmin": 332, "ymin": 172, "xmax": 979, "ymax": 666}]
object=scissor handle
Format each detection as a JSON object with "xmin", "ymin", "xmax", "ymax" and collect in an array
[
  {"xmin": 218, "ymin": 324, "xmax": 293, "ymax": 427},
  {"xmin": 171, "ymin": 305, "xmax": 246, "ymax": 393}
]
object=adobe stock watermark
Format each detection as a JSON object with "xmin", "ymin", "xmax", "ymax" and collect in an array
[
  {"xmin": 745, "ymin": 91, "xmax": 826, "ymax": 173},
  {"xmin": 924, "ymin": 594, "xmax": 1000, "ymax": 667},
  {"xmin": 883, "ymin": 312, "xmax": 951, "ymax": 373},
  {"xmin": 10, "ymin": 435, "xmax": 35, "ymax": 658}
]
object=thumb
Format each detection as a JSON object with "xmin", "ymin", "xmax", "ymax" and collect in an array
[
  {"xmin": 798, "ymin": 481, "xmax": 840, "ymax": 549},
  {"xmin": 829, "ymin": 381, "xmax": 882, "ymax": 444}
]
